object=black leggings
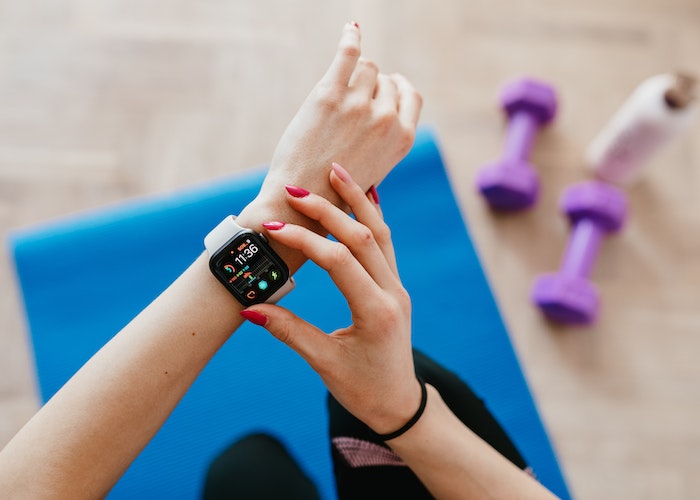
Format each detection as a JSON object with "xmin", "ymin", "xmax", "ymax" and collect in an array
[{"xmin": 202, "ymin": 349, "xmax": 529, "ymax": 499}]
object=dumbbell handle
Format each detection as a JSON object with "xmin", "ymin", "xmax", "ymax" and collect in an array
[
  {"xmin": 560, "ymin": 218, "xmax": 605, "ymax": 278},
  {"xmin": 503, "ymin": 111, "xmax": 539, "ymax": 162}
]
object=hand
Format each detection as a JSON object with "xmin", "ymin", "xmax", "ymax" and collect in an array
[
  {"xmin": 241, "ymin": 163, "xmax": 422, "ymax": 434},
  {"xmin": 245, "ymin": 22, "xmax": 422, "ymax": 224}
]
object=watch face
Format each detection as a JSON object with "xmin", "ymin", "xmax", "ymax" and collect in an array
[{"xmin": 210, "ymin": 232, "xmax": 290, "ymax": 306}]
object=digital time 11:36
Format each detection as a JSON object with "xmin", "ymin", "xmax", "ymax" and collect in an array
[{"xmin": 234, "ymin": 240, "xmax": 258, "ymax": 265}]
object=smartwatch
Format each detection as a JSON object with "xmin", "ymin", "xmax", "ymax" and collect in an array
[{"xmin": 204, "ymin": 216, "xmax": 295, "ymax": 306}]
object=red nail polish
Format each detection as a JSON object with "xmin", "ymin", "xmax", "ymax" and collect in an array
[
  {"xmin": 285, "ymin": 185, "xmax": 310, "ymax": 198},
  {"xmin": 331, "ymin": 162, "xmax": 352, "ymax": 183},
  {"xmin": 262, "ymin": 221, "xmax": 285, "ymax": 230},
  {"xmin": 368, "ymin": 185, "xmax": 380, "ymax": 204},
  {"xmin": 240, "ymin": 309, "xmax": 268, "ymax": 326}
]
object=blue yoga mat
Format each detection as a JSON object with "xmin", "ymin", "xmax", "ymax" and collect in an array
[{"xmin": 10, "ymin": 127, "xmax": 571, "ymax": 499}]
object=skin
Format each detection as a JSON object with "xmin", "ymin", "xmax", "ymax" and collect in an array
[
  {"xmin": 0, "ymin": 23, "xmax": 421, "ymax": 499},
  {"xmin": 0, "ymin": 22, "xmax": 558, "ymax": 500},
  {"xmin": 249, "ymin": 164, "xmax": 560, "ymax": 500}
]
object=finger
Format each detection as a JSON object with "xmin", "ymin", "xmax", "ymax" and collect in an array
[
  {"xmin": 263, "ymin": 221, "xmax": 383, "ymax": 310},
  {"xmin": 321, "ymin": 22, "xmax": 362, "ymax": 86},
  {"xmin": 365, "ymin": 186, "xmax": 399, "ymax": 276},
  {"xmin": 373, "ymin": 73, "xmax": 399, "ymax": 104},
  {"xmin": 283, "ymin": 185, "xmax": 400, "ymax": 290},
  {"xmin": 329, "ymin": 163, "xmax": 399, "ymax": 277},
  {"xmin": 392, "ymin": 73, "xmax": 423, "ymax": 129},
  {"xmin": 241, "ymin": 304, "xmax": 331, "ymax": 373},
  {"xmin": 348, "ymin": 58, "xmax": 380, "ymax": 96}
]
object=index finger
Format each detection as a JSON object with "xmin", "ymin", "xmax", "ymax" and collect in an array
[{"xmin": 320, "ymin": 22, "xmax": 362, "ymax": 86}]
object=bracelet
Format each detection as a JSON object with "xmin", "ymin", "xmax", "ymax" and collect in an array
[{"xmin": 374, "ymin": 377, "xmax": 428, "ymax": 441}]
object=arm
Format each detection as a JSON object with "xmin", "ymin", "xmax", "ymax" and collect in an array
[
  {"xmin": 0, "ymin": 23, "xmax": 422, "ymax": 499},
  {"xmin": 387, "ymin": 386, "xmax": 560, "ymax": 499},
  {"xmin": 246, "ymin": 164, "xmax": 559, "ymax": 499}
]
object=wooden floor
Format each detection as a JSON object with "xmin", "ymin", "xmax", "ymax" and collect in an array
[{"xmin": 1, "ymin": 1, "xmax": 699, "ymax": 498}]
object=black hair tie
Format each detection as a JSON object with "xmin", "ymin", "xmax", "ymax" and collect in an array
[{"xmin": 374, "ymin": 377, "xmax": 428, "ymax": 441}]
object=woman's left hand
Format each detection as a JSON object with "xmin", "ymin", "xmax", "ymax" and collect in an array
[{"xmin": 241, "ymin": 23, "xmax": 422, "ymax": 230}]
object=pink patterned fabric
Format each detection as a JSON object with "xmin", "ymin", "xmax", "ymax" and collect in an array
[{"xmin": 332, "ymin": 437, "xmax": 408, "ymax": 468}]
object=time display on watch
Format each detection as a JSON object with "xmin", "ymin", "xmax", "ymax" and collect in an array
[{"xmin": 210, "ymin": 232, "xmax": 290, "ymax": 306}]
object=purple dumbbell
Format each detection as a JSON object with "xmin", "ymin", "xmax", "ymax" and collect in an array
[
  {"xmin": 531, "ymin": 181, "xmax": 627, "ymax": 324},
  {"xmin": 476, "ymin": 78, "xmax": 558, "ymax": 211}
]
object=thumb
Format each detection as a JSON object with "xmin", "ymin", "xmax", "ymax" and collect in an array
[{"xmin": 240, "ymin": 304, "xmax": 330, "ymax": 368}]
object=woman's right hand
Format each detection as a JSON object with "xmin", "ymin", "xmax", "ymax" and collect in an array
[
  {"xmin": 239, "ymin": 165, "xmax": 561, "ymax": 500},
  {"xmin": 240, "ymin": 162, "xmax": 423, "ymax": 435}
]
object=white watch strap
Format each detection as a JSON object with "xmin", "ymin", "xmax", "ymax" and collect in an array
[{"xmin": 204, "ymin": 215, "xmax": 245, "ymax": 254}]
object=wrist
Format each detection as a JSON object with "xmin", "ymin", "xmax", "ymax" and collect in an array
[
  {"xmin": 214, "ymin": 164, "xmax": 350, "ymax": 295},
  {"xmin": 383, "ymin": 384, "xmax": 445, "ymax": 446},
  {"xmin": 371, "ymin": 377, "xmax": 428, "ymax": 441},
  {"xmin": 233, "ymin": 195, "xmax": 319, "ymax": 273},
  {"xmin": 259, "ymin": 162, "xmax": 349, "ymax": 216},
  {"xmin": 366, "ymin": 377, "xmax": 426, "ymax": 437},
  {"xmin": 235, "ymin": 171, "xmax": 347, "ymax": 273}
]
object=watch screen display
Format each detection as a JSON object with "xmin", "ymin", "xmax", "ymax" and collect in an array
[{"xmin": 211, "ymin": 233, "xmax": 289, "ymax": 306}]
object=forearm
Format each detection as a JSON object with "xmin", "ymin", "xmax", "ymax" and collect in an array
[
  {"xmin": 0, "ymin": 200, "xmax": 313, "ymax": 499},
  {"xmin": 0, "ymin": 251, "xmax": 240, "ymax": 498},
  {"xmin": 387, "ymin": 386, "xmax": 559, "ymax": 500}
]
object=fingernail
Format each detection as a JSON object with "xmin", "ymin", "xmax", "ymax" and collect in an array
[
  {"xmin": 262, "ymin": 221, "xmax": 285, "ymax": 230},
  {"xmin": 285, "ymin": 185, "xmax": 310, "ymax": 198},
  {"xmin": 368, "ymin": 185, "xmax": 380, "ymax": 204},
  {"xmin": 331, "ymin": 162, "xmax": 353, "ymax": 183},
  {"xmin": 240, "ymin": 309, "xmax": 268, "ymax": 327}
]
